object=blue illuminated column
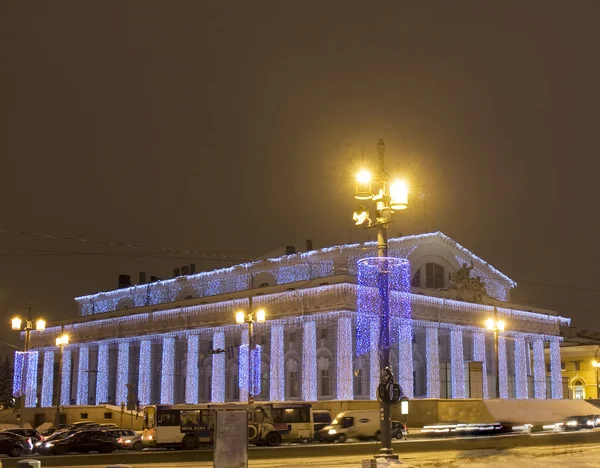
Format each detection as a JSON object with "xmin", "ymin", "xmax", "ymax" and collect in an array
[
  {"xmin": 270, "ymin": 323, "xmax": 285, "ymax": 401},
  {"xmin": 160, "ymin": 337, "xmax": 175, "ymax": 404},
  {"xmin": 370, "ymin": 319, "xmax": 380, "ymax": 400},
  {"xmin": 425, "ymin": 326, "xmax": 440, "ymax": 398},
  {"xmin": 116, "ymin": 341, "xmax": 130, "ymax": 405},
  {"xmin": 239, "ymin": 328, "xmax": 249, "ymax": 402},
  {"xmin": 60, "ymin": 347, "xmax": 72, "ymax": 406},
  {"xmin": 76, "ymin": 346, "xmax": 89, "ymax": 405},
  {"xmin": 95, "ymin": 343, "xmax": 109, "ymax": 404},
  {"xmin": 302, "ymin": 321, "xmax": 317, "ymax": 401},
  {"xmin": 336, "ymin": 315, "xmax": 353, "ymax": 400},
  {"xmin": 41, "ymin": 350, "xmax": 54, "ymax": 407},
  {"xmin": 473, "ymin": 331, "xmax": 488, "ymax": 399},
  {"xmin": 398, "ymin": 320, "xmax": 414, "ymax": 399},
  {"xmin": 138, "ymin": 340, "xmax": 152, "ymax": 405},
  {"xmin": 549, "ymin": 338, "xmax": 562, "ymax": 399},
  {"xmin": 25, "ymin": 351, "xmax": 39, "ymax": 408},
  {"xmin": 532, "ymin": 337, "xmax": 546, "ymax": 399},
  {"xmin": 450, "ymin": 328, "xmax": 466, "ymax": 399},
  {"xmin": 497, "ymin": 334, "xmax": 508, "ymax": 399},
  {"xmin": 186, "ymin": 335, "xmax": 199, "ymax": 404},
  {"xmin": 514, "ymin": 336, "xmax": 528, "ymax": 399},
  {"xmin": 211, "ymin": 329, "xmax": 226, "ymax": 403}
]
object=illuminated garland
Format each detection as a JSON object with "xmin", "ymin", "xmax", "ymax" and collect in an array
[
  {"xmin": 269, "ymin": 324, "xmax": 285, "ymax": 401},
  {"xmin": 450, "ymin": 328, "xmax": 465, "ymax": 398},
  {"xmin": 211, "ymin": 330, "xmax": 225, "ymax": 403},
  {"xmin": 239, "ymin": 343, "xmax": 262, "ymax": 398},
  {"xmin": 138, "ymin": 340, "xmax": 152, "ymax": 405},
  {"xmin": 425, "ymin": 326, "xmax": 440, "ymax": 398},
  {"xmin": 41, "ymin": 350, "xmax": 54, "ymax": 407},
  {"xmin": 302, "ymin": 321, "xmax": 317, "ymax": 401},
  {"xmin": 186, "ymin": 335, "xmax": 199, "ymax": 404},
  {"xmin": 60, "ymin": 347, "xmax": 72, "ymax": 406},
  {"xmin": 532, "ymin": 338, "xmax": 546, "ymax": 399},
  {"xmin": 116, "ymin": 342, "xmax": 130, "ymax": 405},
  {"xmin": 473, "ymin": 332, "xmax": 488, "ymax": 399},
  {"xmin": 76, "ymin": 346, "xmax": 89, "ymax": 405},
  {"xmin": 336, "ymin": 316, "xmax": 353, "ymax": 400},
  {"xmin": 370, "ymin": 319, "xmax": 379, "ymax": 400},
  {"xmin": 160, "ymin": 337, "xmax": 175, "ymax": 404},
  {"xmin": 549, "ymin": 338, "xmax": 563, "ymax": 399},
  {"xmin": 25, "ymin": 351, "xmax": 39, "ymax": 408},
  {"xmin": 498, "ymin": 335, "xmax": 508, "ymax": 399},
  {"xmin": 239, "ymin": 328, "xmax": 249, "ymax": 403},
  {"xmin": 96, "ymin": 343, "xmax": 109, "ymax": 404},
  {"xmin": 513, "ymin": 337, "xmax": 528, "ymax": 399},
  {"xmin": 13, "ymin": 352, "xmax": 25, "ymax": 397}
]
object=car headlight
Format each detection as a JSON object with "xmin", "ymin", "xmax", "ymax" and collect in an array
[
  {"xmin": 328, "ymin": 429, "xmax": 337, "ymax": 435},
  {"xmin": 566, "ymin": 421, "xmax": 578, "ymax": 426},
  {"xmin": 44, "ymin": 442, "xmax": 54, "ymax": 447},
  {"xmin": 588, "ymin": 421, "xmax": 594, "ymax": 426},
  {"xmin": 35, "ymin": 441, "xmax": 43, "ymax": 447}
]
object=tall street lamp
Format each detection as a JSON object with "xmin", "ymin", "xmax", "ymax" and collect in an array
[
  {"xmin": 11, "ymin": 303, "xmax": 46, "ymax": 427},
  {"xmin": 235, "ymin": 297, "xmax": 266, "ymax": 405},
  {"xmin": 352, "ymin": 139, "xmax": 408, "ymax": 461},
  {"xmin": 485, "ymin": 312, "xmax": 506, "ymax": 399},
  {"xmin": 55, "ymin": 334, "xmax": 69, "ymax": 428}
]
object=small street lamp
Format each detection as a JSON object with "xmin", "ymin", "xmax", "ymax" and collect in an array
[
  {"xmin": 55, "ymin": 334, "xmax": 69, "ymax": 428},
  {"xmin": 485, "ymin": 313, "xmax": 506, "ymax": 399},
  {"xmin": 11, "ymin": 303, "xmax": 46, "ymax": 427},
  {"xmin": 235, "ymin": 298, "xmax": 266, "ymax": 404},
  {"xmin": 351, "ymin": 139, "xmax": 409, "ymax": 461}
]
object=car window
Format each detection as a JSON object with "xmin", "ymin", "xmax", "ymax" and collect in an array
[{"xmin": 0, "ymin": 434, "xmax": 9, "ymax": 440}]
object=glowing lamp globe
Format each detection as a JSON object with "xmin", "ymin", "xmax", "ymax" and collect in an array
[
  {"xmin": 11, "ymin": 317, "xmax": 22, "ymax": 331},
  {"xmin": 354, "ymin": 169, "xmax": 373, "ymax": 200},
  {"xmin": 485, "ymin": 318, "xmax": 495, "ymax": 330},
  {"xmin": 36, "ymin": 319, "xmax": 46, "ymax": 331},
  {"xmin": 256, "ymin": 309, "xmax": 266, "ymax": 322},
  {"xmin": 389, "ymin": 179, "xmax": 408, "ymax": 211},
  {"xmin": 497, "ymin": 320, "xmax": 505, "ymax": 332},
  {"xmin": 235, "ymin": 311, "xmax": 246, "ymax": 324}
]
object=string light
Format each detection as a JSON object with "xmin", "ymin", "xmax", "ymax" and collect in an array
[
  {"xmin": 96, "ymin": 343, "xmax": 109, "ymax": 404},
  {"xmin": 532, "ymin": 338, "xmax": 546, "ymax": 399},
  {"xmin": 498, "ymin": 335, "xmax": 508, "ymax": 399},
  {"xmin": 211, "ymin": 330, "xmax": 225, "ymax": 403},
  {"xmin": 270, "ymin": 324, "xmax": 285, "ymax": 401},
  {"xmin": 425, "ymin": 326, "xmax": 440, "ymax": 398},
  {"xmin": 239, "ymin": 328, "xmax": 249, "ymax": 403},
  {"xmin": 60, "ymin": 347, "xmax": 72, "ymax": 406},
  {"xmin": 25, "ymin": 351, "xmax": 39, "ymax": 408},
  {"xmin": 12, "ymin": 352, "xmax": 25, "ymax": 398},
  {"xmin": 450, "ymin": 328, "xmax": 466, "ymax": 399},
  {"xmin": 514, "ymin": 337, "xmax": 528, "ymax": 399},
  {"xmin": 473, "ymin": 332, "xmax": 488, "ymax": 399},
  {"xmin": 549, "ymin": 338, "xmax": 563, "ymax": 399},
  {"xmin": 76, "ymin": 346, "xmax": 89, "ymax": 405},
  {"xmin": 160, "ymin": 337, "xmax": 175, "ymax": 404},
  {"xmin": 41, "ymin": 350, "xmax": 54, "ymax": 407},
  {"xmin": 336, "ymin": 316, "xmax": 353, "ymax": 400},
  {"xmin": 370, "ymin": 319, "xmax": 379, "ymax": 400},
  {"xmin": 116, "ymin": 342, "xmax": 130, "ymax": 405},
  {"xmin": 239, "ymin": 343, "xmax": 262, "ymax": 398},
  {"xmin": 302, "ymin": 321, "xmax": 317, "ymax": 401},
  {"xmin": 186, "ymin": 335, "xmax": 199, "ymax": 404},
  {"xmin": 138, "ymin": 340, "xmax": 152, "ymax": 405}
]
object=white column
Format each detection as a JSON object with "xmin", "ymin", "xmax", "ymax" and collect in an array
[
  {"xmin": 336, "ymin": 315, "xmax": 353, "ymax": 400},
  {"xmin": 95, "ymin": 343, "xmax": 109, "ymax": 404},
  {"xmin": 473, "ymin": 331, "xmax": 488, "ymax": 399},
  {"xmin": 498, "ymin": 334, "xmax": 508, "ymax": 398},
  {"xmin": 370, "ymin": 319, "xmax": 380, "ymax": 400},
  {"xmin": 514, "ymin": 336, "xmax": 528, "ymax": 399},
  {"xmin": 270, "ymin": 323, "xmax": 285, "ymax": 401},
  {"xmin": 398, "ymin": 319, "xmax": 414, "ymax": 398},
  {"xmin": 186, "ymin": 335, "xmax": 199, "ymax": 404},
  {"xmin": 550, "ymin": 338, "xmax": 563, "ymax": 399},
  {"xmin": 76, "ymin": 346, "xmax": 89, "ymax": 405},
  {"xmin": 239, "ymin": 328, "xmax": 249, "ymax": 402},
  {"xmin": 426, "ymin": 326, "xmax": 440, "ymax": 398},
  {"xmin": 160, "ymin": 336, "xmax": 175, "ymax": 404},
  {"xmin": 450, "ymin": 328, "xmax": 466, "ymax": 399},
  {"xmin": 41, "ymin": 350, "xmax": 54, "ymax": 407},
  {"xmin": 60, "ymin": 347, "xmax": 72, "ymax": 406},
  {"xmin": 302, "ymin": 321, "xmax": 317, "ymax": 401},
  {"xmin": 211, "ymin": 329, "xmax": 226, "ymax": 403},
  {"xmin": 25, "ymin": 351, "xmax": 39, "ymax": 408},
  {"xmin": 138, "ymin": 340, "xmax": 152, "ymax": 405},
  {"xmin": 532, "ymin": 337, "xmax": 546, "ymax": 399}
]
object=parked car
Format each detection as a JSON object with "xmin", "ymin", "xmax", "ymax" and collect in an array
[
  {"xmin": 42, "ymin": 430, "xmax": 117, "ymax": 455},
  {"xmin": 34, "ymin": 430, "xmax": 75, "ymax": 453},
  {"xmin": 66, "ymin": 421, "xmax": 99, "ymax": 431},
  {"xmin": 313, "ymin": 410, "xmax": 332, "ymax": 440},
  {"xmin": 587, "ymin": 414, "xmax": 600, "ymax": 427},
  {"xmin": 4, "ymin": 428, "xmax": 44, "ymax": 444},
  {"xmin": 391, "ymin": 421, "xmax": 407, "ymax": 440},
  {"xmin": 0, "ymin": 431, "xmax": 32, "ymax": 457},
  {"xmin": 564, "ymin": 415, "xmax": 595, "ymax": 431},
  {"xmin": 103, "ymin": 429, "xmax": 142, "ymax": 450}
]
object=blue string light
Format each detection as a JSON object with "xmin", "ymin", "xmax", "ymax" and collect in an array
[
  {"xmin": 369, "ymin": 319, "xmax": 379, "ymax": 400},
  {"xmin": 160, "ymin": 337, "xmax": 175, "ymax": 404},
  {"xmin": 60, "ymin": 347, "xmax": 72, "ymax": 406},
  {"xmin": 186, "ymin": 335, "xmax": 199, "ymax": 404},
  {"xmin": 270, "ymin": 324, "xmax": 285, "ymax": 401},
  {"xmin": 116, "ymin": 342, "xmax": 130, "ymax": 405},
  {"xmin": 76, "ymin": 346, "xmax": 89, "ymax": 405},
  {"xmin": 41, "ymin": 350, "xmax": 54, "ymax": 407},
  {"xmin": 13, "ymin": 352, "xmax": 25, "ymax": 398},
  {"xmin": 302, "ymin": 321, "xmax": 317, "ymax": 401},
  {"xmin": 336, "ymin": 316, "xmax": 353, "ymax": 400},
  {"xmin": 138, "ymin": 340, "xmax": 152, "ymax": 405},
  {"xmin": 96, "ymin": 343, "xmax": 109, "ymax": 404},
  {"xmin": 211, "ymin": 330, "xmax": 225, "ymax": 403}
]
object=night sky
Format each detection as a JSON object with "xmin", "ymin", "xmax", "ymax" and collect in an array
[{"xmin": 1, "ymin": 1, "xmax": 599, "ymax": 352}]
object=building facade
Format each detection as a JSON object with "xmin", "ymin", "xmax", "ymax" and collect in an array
[{"xmin": 15, "ymin": 232, "xmax": 570, "ymax": 408}]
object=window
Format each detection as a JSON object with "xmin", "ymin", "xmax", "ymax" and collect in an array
[
  {"xmin": 411, "ymin": 268, "xmax": 421, "ymax": 287},
  {"xmin": 425, "ymin": 263, "xmax": 444, "ymax": 289},
  {"xmin": 258, "ymin": 282, "xmax": 270, "ymax": 288},
  {"xmin": 561, "ymin": 362, "xmax": 566, "ymax": 371},
  {"xmin": 546, "ymin": 363, "xmax": 551, "ymax": 373},
  {"xmin": 320, "ymin": 369, "xmax": 330, "ymax": 396},
  {"xmin": 289, "ymin": 371, "xmax": 300, "ymax": 398},
  {"xmin": 157, "ymin": 411, "xmax": 180, "ymax": 426},
  {"xmin": 354, "ymin": 369, "xmax": 362, "ymax": 396},
  {"xmin": 290, "ymin": 332, "xmax": 296, "ymax": 343},
  {"xmin": 104, "ymin": 412, "xmax": 112, "ymax": 420},
  {"xmin": 184, "ymin": 294, "xmax": 194, "ymax": 300},
  {"xmin": 574, "ymin": 361, "xmax": 581, "ymax": 371},
  {"xmin": 271, "ymin": 407, "xmax": 311, "ymax": 424},
  {"xmin": 80, "ymin": 413, "xmax": 88, "ymax": 419},
  {"xmin": 320, "ymin": 329, "xmax": 328, "ymax": 340}
]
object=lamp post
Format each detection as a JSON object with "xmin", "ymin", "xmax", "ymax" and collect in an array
[
  {"xmin": 235, "ymin": 297, "xmax": 266, "ymax": 404},
  {"xmin": 54, "ymin": 334, "xmax": 69, "ymax": 428},
  {"xmin": 352, "ymin": 139, "xmax": 408, "ymax": 461},
  {"xmin": 485, "ymin": 312, "xmax": 506, "ymax": 399},
  {"xmin": 11, "ymin": 303, "xmax": 46, "ymax": 427},
  {"xmin": 592, "ymin": 357, "xmax": 600, "ymax": 399}
]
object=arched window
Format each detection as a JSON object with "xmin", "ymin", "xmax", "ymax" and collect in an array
[
  {"xmin": 285, "ymin": 356, "xmax": 300, "ymax": 400},
  {"xmin": 411, "ymin": 263, "xmax": 446, "ymax": 289},
  {"xmin": 572, "ymin": 379, "xmax": 585, "ymax": 399},
  {"xmin": 258, "ymin": 282, "xmax": 270, "ymax": 288}
]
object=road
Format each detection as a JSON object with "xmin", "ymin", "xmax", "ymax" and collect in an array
[{"xmin": 3, "ymin": 430, "xmax": 600, "ymax": 468}]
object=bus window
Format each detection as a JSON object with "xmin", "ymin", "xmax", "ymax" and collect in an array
[
  {"xmin": 181, "ymin": 410, "xmax": 201, "ymax": 426},
  {"xmin": 273, "ymin": 407, "xmax": 310, "ymax": 424},
  {"xmin": 157, "ymin": 411, "xmax": 180, "ymax": 426}
]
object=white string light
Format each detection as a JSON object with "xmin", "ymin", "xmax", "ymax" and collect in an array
[
  {"xmin": 25, "ymin": 351, "xmax": 39, "ymax": 408},
  {"xmin": 270, "ymin": 324, "xmax": 285, "ymax": 401},
  {"xmin": 160, "ymin": 337, "xmax": 175, "ymax": 404},
  {"xmin": 425, "ymin": 326, "xmax": 440, "ymax": 398},
  {"xmin": 186, "ymin": 335, "xmax": 199, "ymax": 404},
  {"xmin": 370, "ymin": 318, "xmax": 380, "ymax": 400},
  {"xmin": 450, "ymin": 328, "xmax": 466, "ymax": 398},
  {"xmin": 302, "ymin": 321, "xmax": 317, "ymax": 401},
  {"xmin": 473, "ymin": 331, "xmax": 488, "ymax": 399},
  {"xmin": 498, "ymin": 335, "xmax": 508, "ymax": 399},
  {"xmin": 116, "ymin": 342, "xmax": 130, "ymax": 405},
  {"xmin": 76, "ymin": 346, "xmax": 89, "ymax": 405},
  {"xmin": 514, "ymin": 336, "xmax": 528, "ymax": 399},
  {"xmin": 41, "ymin": 350, "xmax": 54, "ymax": 407},
  {"xmin": 96, "ymin": 343, "xmax": 109, "ymax": 404},
  {"xmin": 336, "ymin": 316, "xmax": 353, "ymax": 400},
  {"xmin": 549, "ymin": 338, "xmax": 563, "ymax": 399},
  {"xmin": 60, "ymin": 347, "xmax": 72, "ymax": 405},
  {"xmin": 211, "ymin": 330, "xmax": 225, "ymax": 403},
  {"xmin": 532, "ymin": 338, "xmax": 546, "ymax": 399}
]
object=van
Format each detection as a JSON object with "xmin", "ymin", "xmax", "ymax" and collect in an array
[{"xmin": 319, "ymin": 410, "xmax": 380, "ymax": 443}]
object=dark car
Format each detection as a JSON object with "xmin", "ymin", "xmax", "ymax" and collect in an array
[
  {"xmin": 587, "ymin": 414, "xmax": 600, "ymax": 427},
  {"xmin": 564, "ymin": 415, "xmax": 595, "ymax": 430},
  {"xmin": 0, "ymin": 431, "xmax": 32, "ymax": 457},
  {"xmin": 392, "ymin": 421, "xmax": 407, "ymax": 440},
  {"xmin": 313, "ymin": 411, "xmax": 332, "ymax": 440},
  {"xmin": 43, "ymin": 430, "xmax": 116, "ymax": 455},
  {"xmin": 34, "ymin": 430, "xmax": 75, "ymax": 453},
  {"xmin": 5, "ymin": 428, "xmax": 44, "ymax": 444}
]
